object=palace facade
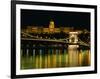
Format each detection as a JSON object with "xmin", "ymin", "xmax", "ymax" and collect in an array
[{"xmin": 22, "ymin": 20, "xmax": 76, "ymax": 33}]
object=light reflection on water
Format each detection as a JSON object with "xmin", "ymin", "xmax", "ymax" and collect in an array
[{"xmin": 21, "ymin": 45, "xmax": 90, "ymax": 69}]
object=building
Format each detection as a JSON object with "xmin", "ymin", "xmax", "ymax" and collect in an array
[{"xmin": 22, "ymin": 20, "xmax": 76, "ymax": 33}]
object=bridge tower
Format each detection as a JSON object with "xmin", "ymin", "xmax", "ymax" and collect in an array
[
  {"xmin": 68, "ymin": 32, "xmax": 79, "ymax": 66},
  {"xmin": 69, "ymin": 32, "xmax": 78, "ymax": 43}
]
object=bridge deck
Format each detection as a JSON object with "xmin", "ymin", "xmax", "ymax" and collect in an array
[{"xmin": 21, "ymin": 38, "xmax": 90, "ymax": 47}]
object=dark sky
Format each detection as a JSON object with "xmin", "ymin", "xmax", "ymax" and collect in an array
[{"xmin": 21, "ymin": 9, "xmax": 90, "ymax": 31}]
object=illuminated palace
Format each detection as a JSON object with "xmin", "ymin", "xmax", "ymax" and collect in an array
[{"xmin": 22, "ymin": 20, "xmax": 79, "ymax": 34}]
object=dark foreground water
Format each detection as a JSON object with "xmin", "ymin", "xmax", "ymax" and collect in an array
[{"xmin": 21, "ymin": 45, "xmax": 90, "ymax": 69}]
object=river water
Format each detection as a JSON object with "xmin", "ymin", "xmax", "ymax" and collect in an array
[{"xmin": 21, "ymin": 45, "xmax": 90, "ymax": 69}]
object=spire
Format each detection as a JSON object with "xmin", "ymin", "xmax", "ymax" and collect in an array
[
  {"xmin": 49, "ymin": 19, "xmax": 55, "ymax": 29},
  {"xmin": 49, "ymin": 19, "xmax": 55, "ymax": 32}
]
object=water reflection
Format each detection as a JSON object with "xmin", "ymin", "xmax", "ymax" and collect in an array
[{"xmin": 21, "ymin": 45, "xmax": 90, "ymax": 69}]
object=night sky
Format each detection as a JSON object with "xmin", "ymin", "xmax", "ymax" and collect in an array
[{"xmin": 21, "ymin": 9, "xmax": 90, "ymax": 31}]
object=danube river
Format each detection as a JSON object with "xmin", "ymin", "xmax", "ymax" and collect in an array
[{"xmin": 21, "ymin": 45, "xmax": 90, "ymax": 69}]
